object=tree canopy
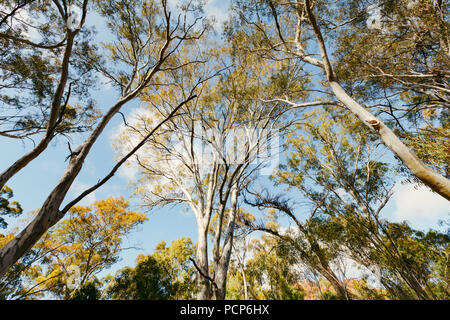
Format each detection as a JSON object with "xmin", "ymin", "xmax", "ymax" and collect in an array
[{"xmin": 0, "ymin": 0, "xmax": 448, "ymax": 302}]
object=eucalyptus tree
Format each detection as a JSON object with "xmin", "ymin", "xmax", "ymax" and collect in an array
[
  {"xmin": 113, "ymin": 40, "xmax": 309, "ymax": 298},
  {"xmin": 0, "ymin": 0, "xmax": 207, "ymax": 279},
  {"xmin": 106, "ymin": 238, "xmax": 196, "ymax": 300},
  {"xmin": 1, "ymin": 197, "xmax": 146, "ymax": 300},
  {"xmin": 257, "ymin": 107, "xmax": 447, "ymax": 300},
  {"xmin": 230, "ymin": 0, "xmax": 450, "ymax": 200},
  {"xmin": 228, "ymin": 227, "xmax": 306, "ymax": 300},
  {"xmin": 0, "ymin": 0, "xmax": 99, "ymax": 188}
]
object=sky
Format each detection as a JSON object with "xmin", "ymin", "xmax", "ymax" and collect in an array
[{"xmin": 1, "ymin": 0, "xmax": 448, "ymax": 278}]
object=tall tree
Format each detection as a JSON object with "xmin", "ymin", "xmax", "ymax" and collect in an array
[
  {"xmin": 0, "ymin": 0, "xmax": 207, "ymax": 278},
  {"xmin": 114, "ymin": 41, "xmax": 305, "ymax": 298},
  {"xmin": 0, "ymin": 0, "xmax": 99, "ymax": 187},
  {"xmin": 263, "ymin": 107, "xmax": 448, "ymax": 299},
  {"xmin": 230, "ymin": 0, "xmax": 450, "ymax": 200},
  {"xmin": 106, "ymin": 238, "xmax": 196, "ymax": 300},
  {"xmin": 244, "ymin": 194, "xmax": 354, "ymax": 299},
  {"xmin": 227, "ymin": 220, "xmax": 306, "ymax": 300}
]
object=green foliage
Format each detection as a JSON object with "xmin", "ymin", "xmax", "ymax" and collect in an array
[
  {"xmin": 69, "ymin": 278, "xmax": 103, "ymax": 300},
  {"xmin": 273, "ymin": 107, "xmax": 449, "ymax": 300},
  {"xmin": 0, "ymin": 197, "xmax": 146, "ymax": 299},
  {"xmin": 106, "ymin": 256, "xmax": 172, "ymax": 300},
  {"xmin": 106, "ymin": 238, "xmax": 196, "ymax": 300},
  {"xmin": 228, "ymin": 233, "xmax": 305, "ymax": 300},
  {"xmin": 0, "ymin": 233, "xmax": 39, "ymax": 300},
  {"xmin": 0, "ymin": 0, "xmax": 101, "ymax": 139},
  {"xmin": 331, "ymin": 0, "xmax": 449, "ymax": 177},
  {"xmin": 321, "ymin": 291, "xmax": 339, "ymax": 300},
  {"xmin": 230, "ymin": 0, "xmax": 449, "ymax": 184},
  {"xmin": 0, "ymin": 186, "xmax": 22, "ymax": 229}
]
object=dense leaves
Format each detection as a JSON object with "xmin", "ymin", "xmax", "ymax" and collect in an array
[
  {"xmin": 0, "ymin": 197, "xmax": 146, "ymax": 299},
  {"xmin": 106, "ymin": 238, "xmax": 195, "ymax": 300},
  {"xmin": 0, "ymin": 0, "xmax": 448, "ymax": 301},
  {"xmin": 0, "ymin": 186, "xmax": 22, "ymax": 228}
]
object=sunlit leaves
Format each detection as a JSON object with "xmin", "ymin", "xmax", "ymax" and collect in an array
[
  {"xmin": 107, "ymin": 237, "xmax": 196, "ymax": 300},
  {"xmin": 22, "ymin": 197, "xmax": 146, "ymax": 299}
]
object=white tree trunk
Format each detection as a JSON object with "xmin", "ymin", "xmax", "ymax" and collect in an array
[{"xmin": 195, "ymin": 216, "xmax": 211, "ymax": 300}]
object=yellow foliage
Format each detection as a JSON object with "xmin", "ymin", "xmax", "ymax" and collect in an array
[{"xmin": 24, "ymin": 197, "xmax": 147, "ymax": 297}]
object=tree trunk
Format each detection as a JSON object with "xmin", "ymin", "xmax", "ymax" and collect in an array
[
  {"xmin": 195, "ymin": 219, "xmax": 211, "ymax": 300},
  {"xmin": 0, "ymin": 153, "xmax": 83, "ymax": 278},
  {"xmin": 0, "ymin": 96, "xmax": 130, "ymax": 279},
  {"xmin": 0, "ymin": 11, "xmax": 190, "ymax": 279},
  {"xmin": 240, "ymin": 265, "xmax": 248, "ymax": 300},
  {"xmin": 318, "ymin": 265, "xmax": 351, "ymax": 300},
  {"xmin": 212, "ymin": 187, "xmax": 238, "ymax": 300}
]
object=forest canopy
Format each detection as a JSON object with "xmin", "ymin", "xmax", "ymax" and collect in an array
[{"xmin": 0, "ymin": 0, "xmax": 448, "ymax": 301}]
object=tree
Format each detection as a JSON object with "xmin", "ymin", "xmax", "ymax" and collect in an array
[
  {"xmin": 106, "ymin": 238, "xmax": 195, "ymax": 300},
  {"xmin": 0, "ymin": 197, "xmax": 146, "ymax": 299},
  {"xmin": 226, "ymin": 234, "xmax": 251, "ymax": 300},
  {"xmin": 227, "ymin": 222, "xmax": 305, "ymax": 300},
  {"xmin": 0, "ymin": 0, "xmax": 207, "ymax": 278},
  {"xmin": 106, "ymin": 255, "xmax": 174, "ymax": 300},
  {"xmin": 69, "ymin": 278, "xmax": 103, "ymax": 300},
  {"xmin": 0, "ymin": 233, "xmax": 40, "ymax": 299},
  {"xmin": 0, "ymin": 0, "xmax": 100, "ymax": 186},
  {"xmin": 336, "ymin": 217, "xmax": 449, "ymax": 300},
  {"xmin": 114, "ymin": 41, "xmax": 303, "ymax": 299},
  {"xmin": 264, "ymin": 107, "xmax": 448, "ymax": 299},
  {"xmin": 331, "ymin": 0, "xmax": 449, "ymax": 183},
  {"xmin": 244, "ymin": 193, "xmax": 353, "ymax": 299},
  {"xmin": 0, "ymin": 186, "xmax": 22, "ymax": 229},
  {"xmin": 230, "ymin": 0, "xmax": 450, "ymax": 200},
  {"xmin": 151, "ymin": 238, "xmax": 196, "ymax": 299}
]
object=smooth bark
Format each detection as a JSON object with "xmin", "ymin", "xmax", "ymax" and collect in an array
[{"xmin": 302, "ymin": 0, "xmax": 450, "ymax": 201}]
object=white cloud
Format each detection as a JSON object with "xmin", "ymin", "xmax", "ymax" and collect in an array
[
  {"xmin": 204, "ymin": 0, "xmax": 229, "ymax": 29},
  {"xmin": 118, "ymin": 162, "xmax": 138, "ymax": 181},
  {"xmin": 390, "ymin": 183, "xmax": 449, "ymax": 229},
  {"xmin": 407, "ymin": 0, "xmax": 419, "ymax": 9},
  {"xmin": 69, "ymin": 181, "xmax": 97, "ymax": 206},
  {"xmin": 98, "ymin": 73, "xmax": 113, "ymax": 90},
  {"xmin": 366, "ymin": 3, "xmax": 383, "ymax": 30}
]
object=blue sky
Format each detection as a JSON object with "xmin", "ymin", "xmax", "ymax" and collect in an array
[{"xmin": 1, "ymin": 0, "xmax": 448, "ymax": 278}]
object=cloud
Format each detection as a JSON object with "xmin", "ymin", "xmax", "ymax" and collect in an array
[
  {"xmin": 118, "ymin": 163, "xmax": 138, "ymax": 181},
  {"xmin": 69, "ymin": 181, "xmax": 97, "ymax": 206},
  {"xmin": 204, "ymin": 0, "xmax": 230, "ymax": 29},
  {"xmin": 366, "ymin": 4, "xmax": 383, "ymax": 30},
  {"xmin": 390, "ymin": 183, "xmax": 449, "ymax": 229}
]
